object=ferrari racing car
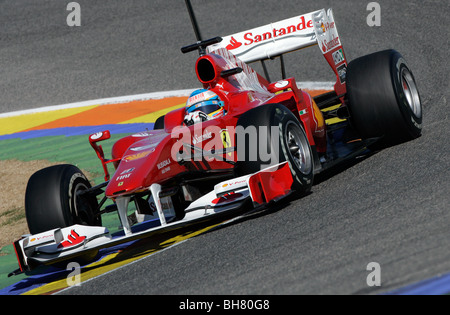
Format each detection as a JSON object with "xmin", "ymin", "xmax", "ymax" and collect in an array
[{"xmin": 10, "ymin": 6, "xmax": 422, "ymax": 276}]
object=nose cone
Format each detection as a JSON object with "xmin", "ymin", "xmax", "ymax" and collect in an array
[{"xmin": 105, "ymin": 131, "xmax": 174, "ymax": 198}]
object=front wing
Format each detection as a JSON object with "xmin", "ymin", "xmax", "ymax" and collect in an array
[{"xmin": 10, "ymin": 162, "xmax": 293, "ymax": 276}]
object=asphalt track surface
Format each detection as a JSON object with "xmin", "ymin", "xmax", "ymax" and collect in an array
[{"xmin": 1, "ymin": 0, "xmax": 449, "ymax": 295}]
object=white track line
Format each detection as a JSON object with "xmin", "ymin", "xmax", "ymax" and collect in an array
[{"xmin": 0, "ymin": 82, "xmax": 334, "ymax": 119}]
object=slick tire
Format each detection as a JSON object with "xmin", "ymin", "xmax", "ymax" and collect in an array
[
  {"xmin": 25, "ymin": 164, "xmax": 100, "ymax": 234},
  {"xmin": 346, "ymin": 49, "xmax": 422, "ymax": 147},
  {"xmin": 235, "ymin": 104, "xmax": 314, "ymax": 195}
]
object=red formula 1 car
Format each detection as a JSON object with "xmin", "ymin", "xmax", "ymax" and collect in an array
[{"xmin": 10, "ymin": 5, "xmax": 422, "ymax": 276}]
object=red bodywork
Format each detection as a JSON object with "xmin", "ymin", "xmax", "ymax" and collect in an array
[{"xmin": 90, "ymin": 49, "xmax": 327, "ymax": 199}]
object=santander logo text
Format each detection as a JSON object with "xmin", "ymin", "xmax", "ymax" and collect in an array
[
  {"xmin": 321, "ymin": 35, "xmax": 340, "ymax": 53},
  {"xmin": 226, "ymin": 16, "xmax": 313, "ymax": 50}
]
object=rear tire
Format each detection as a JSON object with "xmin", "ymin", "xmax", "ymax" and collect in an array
[
  {"xmin": 346, "ymin": 49, "xmax": 422, "ymax": 147},
  {"xmin": 25, "ymin": 164, "xmax": 100, "ymax": 234}
]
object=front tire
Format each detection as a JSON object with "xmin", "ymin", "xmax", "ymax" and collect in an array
[
  {"xmin": 25, "ymin": 164, "xmax": 100, "ymax": 234},
  {"xmin": 235, "ymin": 104, "xmax": 314, "ymax": 195}
]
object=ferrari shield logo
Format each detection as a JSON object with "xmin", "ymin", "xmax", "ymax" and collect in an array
[{"xmin": 221, "ymin": 129, "xmax": 232, "ymax": 157}]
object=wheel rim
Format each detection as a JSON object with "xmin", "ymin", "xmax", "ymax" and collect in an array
[
  {"xmin": 285, "ymin": 121, "xmax": 312, "ymax": 175},
  {"xmin": 401, "ymin": 68, "xmax": 422, "ymax": 118},
  {"xmin": 73, "ymin": 182, "xmax": 93, "ymax": 225}
]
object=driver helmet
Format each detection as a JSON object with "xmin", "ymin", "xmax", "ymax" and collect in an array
[{"xmin": 184, "ymin": 89, "xmax": 224, "ymax": 126}]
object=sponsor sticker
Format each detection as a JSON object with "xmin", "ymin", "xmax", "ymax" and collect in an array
[
  {"xmin": 157, "ymin": 158, "xmax": 171, "ymax": 170},
  {"xmin": 123, "ymin": 150, "xmax": 153, "ymax": 162},
  {"xmin": 337, "ymin": 64, "xmax": 347, "ymax": 84},
  {"xmin": 332, "ymin": 49, "xmax": 345, "ymax": 65},
  {"xmin": 116, "ymin": 173, "xmax": 132, "ymax": 181},
  {"xmin": 192, "ymin": 130, "xmax": 213, "ymax": 145}
]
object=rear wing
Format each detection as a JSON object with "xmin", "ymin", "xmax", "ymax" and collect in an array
[{"xmin": 208, "ymin": 8, "xmax": 348, "ymax": 96}]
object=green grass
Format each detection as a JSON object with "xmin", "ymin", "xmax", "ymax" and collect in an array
[
  {"xmin": 0, "ymin": 208, "xmax": 26, "ymax": 227},
  {"xmin": 0, "ymin": 133, "xmax": 129, "ymax": 184}
]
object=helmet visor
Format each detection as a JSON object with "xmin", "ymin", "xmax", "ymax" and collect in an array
[{"xmin": 186, "ymin": 100, "xmax": 222, "ymax": 115}]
